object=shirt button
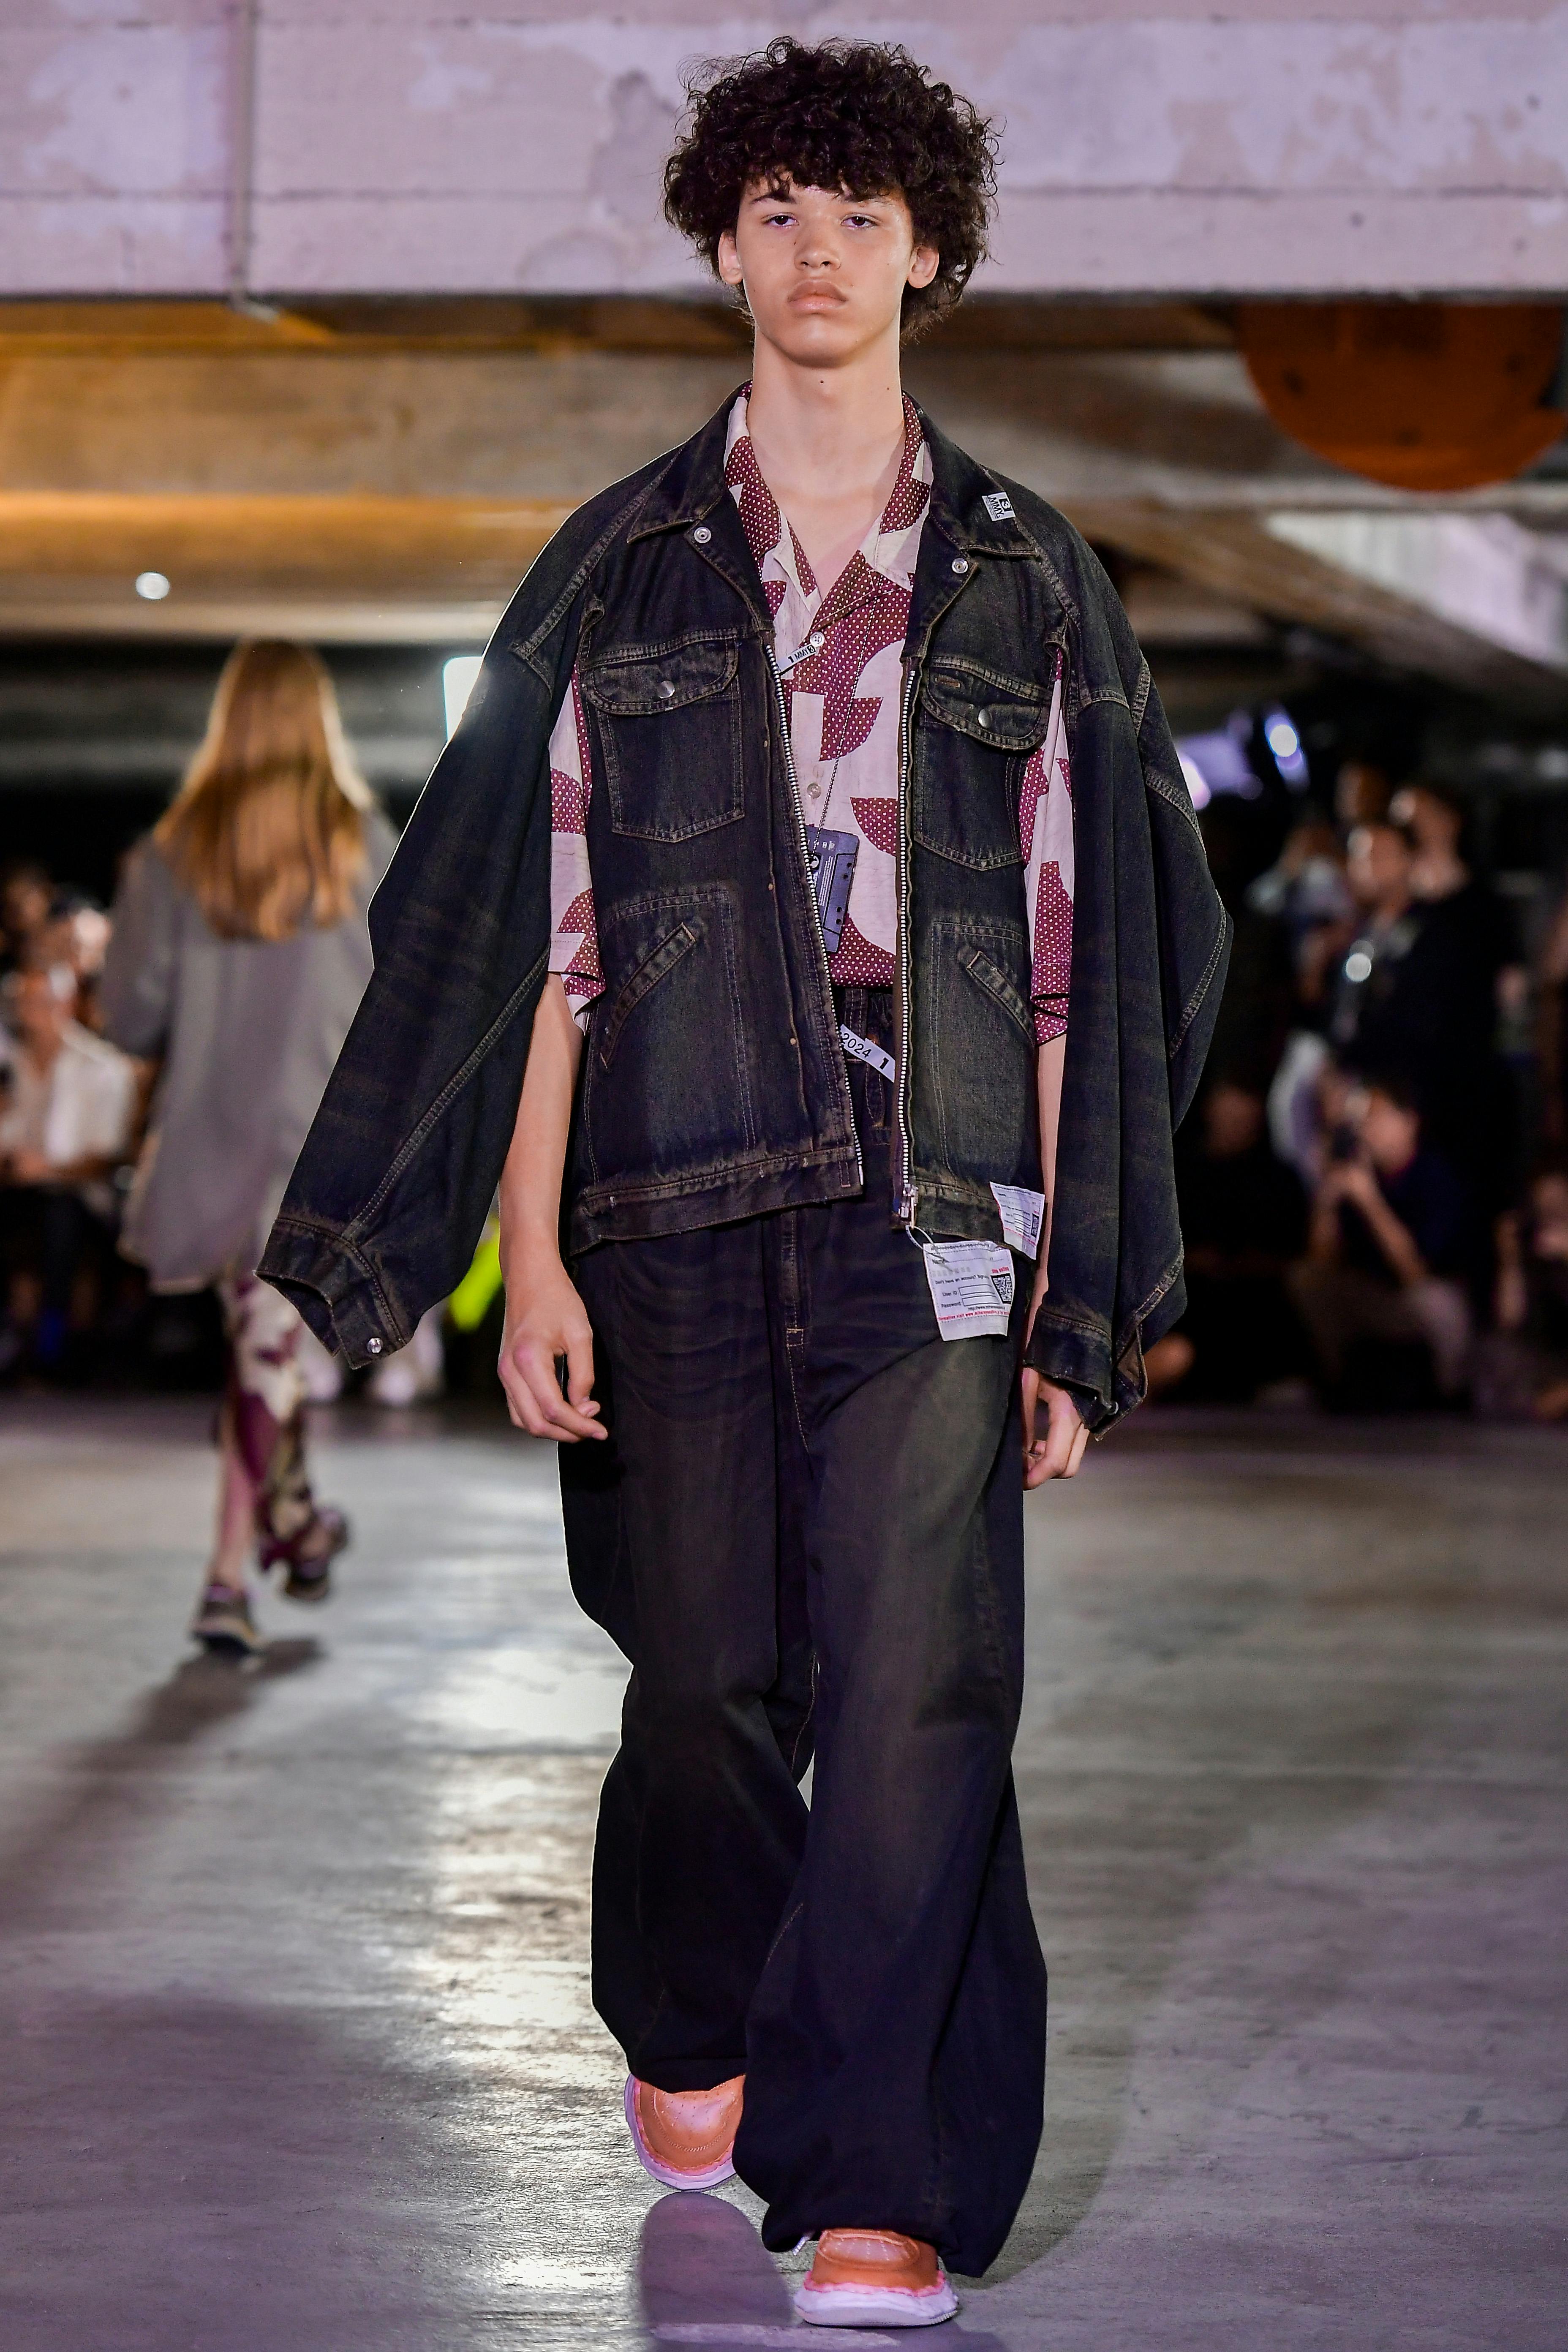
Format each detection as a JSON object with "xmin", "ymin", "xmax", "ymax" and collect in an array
[
  {"xmin": 691, "ymin": 524, "xmax": 712, "ymax": 544},
  {"xmin": 366, "ymin": 1336, "xmax": 383, "ymax": 1356},
  {"xmin": 808, "ymin": 630, "xmax": 825, "ymax": 649},
  {"xmin": 951, "ymin": 555, "xmax": 970, "ymax": 576},
  {"xmin": 657, "ymin": 680, "xmax": 675, "ymax": 699}
]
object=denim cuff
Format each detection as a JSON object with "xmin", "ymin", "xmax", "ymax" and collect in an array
[{"xmin": 258, "ymin": 1219, "xmax": 411, "ymax": 1370}]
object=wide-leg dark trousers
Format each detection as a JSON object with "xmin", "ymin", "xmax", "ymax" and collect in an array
[{"xmin": 559, "ymin": 991, "xmax": 1047, "ymax": 2277}]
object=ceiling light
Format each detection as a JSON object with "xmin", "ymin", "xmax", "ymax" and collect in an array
[{"xmin": 134, "ymin": 571, "xmax": 170, "ymax": 601}]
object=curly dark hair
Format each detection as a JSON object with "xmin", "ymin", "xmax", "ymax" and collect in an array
[{"xmin": 663, "ymin": 37, "xmax": 998, "ymax": 339}]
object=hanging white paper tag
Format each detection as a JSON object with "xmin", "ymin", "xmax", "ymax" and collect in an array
[
  {"xmin": 920, "ymin": 1239, "xmax": 1016, "ymax": 1341},
  {"xmin": 839, "ymin": 1023, "xmax": 895, "ymax": 1081},
  {"xmin": 990, "ymin": 1181, "xmax": 1046, "ymax": 1260}
]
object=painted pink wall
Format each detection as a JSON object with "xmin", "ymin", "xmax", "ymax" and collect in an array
[{"xmin": 2, "ymin": 3, "xmax": 1564, "ymax": 297}]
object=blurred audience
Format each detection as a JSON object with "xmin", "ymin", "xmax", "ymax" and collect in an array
[
  {"xmin": 1473, "ymin": 1165, "xmax": 1568, "ymax": 1423},
  {"xmin": 101, "ymin": 638, "xmax": 395, "ymax": 1655},
  {"xmin": 3, "ymin": 713, "xmax": 1568, "ymax": 1436},
  {"xmin": 1145, "ymin": 1078, "xmax": 1307, "ymax": 1402},
  {"xmin": 1332, "ymin": 817, "xmax": 1511, "ymax": 1210},
  {"xmin": 1539, "ymin": 890, "xmax": 1568, "ymax": 1151},
  {"xmin": 1288, "ymin": 1074, "xmax": 1473, "ymax": 1407},
  {"xmin": 1334, "ymin": 759, "xmax": 1391, "ymax": 831},
  {"xmin": 0, "ymin": 859, "xmax": 53, "ymax": 976},
  {"xmin": 0, "ymin": 963, "xmax": 137, "ymax": 1373}
]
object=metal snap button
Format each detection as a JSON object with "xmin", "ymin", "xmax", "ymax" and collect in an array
[
  {"xmin": 951, "ymin": 555, "xmax": 970, "ymax": 575},
  {"xmin": 808, "ymin": 629, "xmax": 825, "ymax": 649},
  {"xmin": 657, "ymin": 679, "xmax": 676, "ymax": 699},
  {"xmin": 366, "ymin": 1336, "xmax": 383, "ymax": 1356},
  {"xmin": 691, "ymin": 524, "xmax": 712, "ymax": 544},
  {"xmin": 976, "ymin": 708, "xmax": 991, "ymax": 729}
]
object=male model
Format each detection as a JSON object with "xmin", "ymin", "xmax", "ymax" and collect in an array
[{"xmin": 264, "ymin": 36, "xmax": 1229, "ymax": 2329}]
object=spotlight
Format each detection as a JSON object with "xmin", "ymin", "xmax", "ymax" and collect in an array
[
  {"xmin": 1345, "ymin": 949, "xmax": 1373, "ymax": 983},
  {"xmin": 1263, "ymin": 705, "xmax": 1310, "ymax": 787},
  {"xmin": 135, "ymin": 571, "xmax": 171, "ymax": 601},
  {"xmin": 443, "ymin": 653, "xmax": 483, "ymax": 739}
]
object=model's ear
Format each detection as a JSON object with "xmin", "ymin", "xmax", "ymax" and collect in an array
[
  {"xmin": 908, "ymin": 243, "xmax": 940, "ymax": 291},
  {"xmin": 716, "ymin": 229, "xmax": 745, "ymax": 288}
]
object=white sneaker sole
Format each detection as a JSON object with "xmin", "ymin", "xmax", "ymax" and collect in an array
[
  {"xmin": 623, "ymin": 2075, "xmax": 736, "ymax": 2191},
  {"xmin": 794, "ymin": 2275, "xmax": 959, "ymax": 2328}
]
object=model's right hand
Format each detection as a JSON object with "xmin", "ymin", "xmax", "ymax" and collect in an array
[{"xmin": 498, "ymin": 1248, "xmax": 607, "ymax": 1442}]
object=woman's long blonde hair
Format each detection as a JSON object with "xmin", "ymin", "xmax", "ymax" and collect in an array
[{"xmin": 155, "ymin": 640, "xmax": 374, "ymax": 942}]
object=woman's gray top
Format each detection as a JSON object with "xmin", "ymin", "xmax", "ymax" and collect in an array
[{"xmin": 101, "ymin": 816, "xmax": 395, "ymax": 1290}]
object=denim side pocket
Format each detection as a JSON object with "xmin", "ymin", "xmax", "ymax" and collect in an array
[{"xmin": 921, "ymin": 914, "xmax": 1037, "ymax": 1180}]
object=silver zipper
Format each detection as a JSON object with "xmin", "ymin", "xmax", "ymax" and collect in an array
[
  {"xmin": 766, "ymin": 642, "xmax": 863, "ymax": 1192},
  {"xmin": 893, "ymin": 660, "xmax": 920, "ymax": 1226}
]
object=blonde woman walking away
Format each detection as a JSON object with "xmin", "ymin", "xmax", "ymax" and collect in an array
[{"xmin": 103, "ymin": 641, "xmax": 395, "ymax": 1654}]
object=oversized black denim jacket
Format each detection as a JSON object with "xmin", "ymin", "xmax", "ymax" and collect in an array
[{"xmin": 260, "ymin": 395, "xmax": 1230, "ymax": 1431}]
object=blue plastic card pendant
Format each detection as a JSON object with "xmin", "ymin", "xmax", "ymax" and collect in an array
[{"xmin": 804, "ymin": 825, "xmax": 858, "ymax": 955}]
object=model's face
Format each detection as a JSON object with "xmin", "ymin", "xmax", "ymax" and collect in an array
[{"xmin": 717, "ymin": 179, "xmax": 939, "ymax": 366}]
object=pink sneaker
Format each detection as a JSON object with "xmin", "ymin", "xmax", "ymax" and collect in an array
[
  {"xmin": 794, "ymin": 2229, "xmax": 959, "ymax": 2328},
  {"xmin": 624, "ymin": 2074, "xmax": 743, "ymax": 2191}
]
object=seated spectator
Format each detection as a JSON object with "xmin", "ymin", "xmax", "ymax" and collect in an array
[
  {"xmin": 1147, "ymin": 1080, "xmax": 1308, "ymax": 1402},
  {"xmin": 1473, "ymin": 1165, "xmax": 1568, "ymax": 1424},
  {"xmin": 1287, "ymin": 1073, "xmax": 1473, "ymax": 1406},
  {"xmin": 0, "ymin": 964, "xmax": 139, "ymax": 1373},
  {"xmin": 33, "ymin": 892, "xmax": 114, "ymax": 1033}
]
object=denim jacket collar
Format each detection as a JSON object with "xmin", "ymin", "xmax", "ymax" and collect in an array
[{"xmin": 627, "ymin": 387, "xmax": 1063, "ymax": 664}]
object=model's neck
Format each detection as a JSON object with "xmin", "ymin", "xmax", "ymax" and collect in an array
[
  {"xmin": 741, "ymin": 327, "xmax": 909, "ymax": 589},
  {"xmin": 744, "ymin": 330, "xmax": 906, "ymax": 484}
]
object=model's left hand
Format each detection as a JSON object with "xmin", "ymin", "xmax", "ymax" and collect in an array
[{"xmin": 1021, "ymin": 1369, "xmax": 1088, "ymax": 1485}]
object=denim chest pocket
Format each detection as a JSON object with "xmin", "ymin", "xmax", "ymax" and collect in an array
[
  {"xmin": 912, "ymin": 664, "xmax": 1050, "ymax": 870},
  {"xmin": 580, "ymin": 634, "xmax": 746, "ymax": 842}
]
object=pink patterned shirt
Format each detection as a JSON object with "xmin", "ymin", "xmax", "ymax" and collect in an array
[{"xmin": 547, "ymin": 392, "xmax": 1073, "ymax": 1044}]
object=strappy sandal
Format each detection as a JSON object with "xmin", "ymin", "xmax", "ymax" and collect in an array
[{"xmin": 258, "ymin": 1506, "xmax": 349, "ymax": 1601}]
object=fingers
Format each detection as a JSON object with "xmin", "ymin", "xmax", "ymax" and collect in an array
[
  {"xmin": 1022, "ymin": 1371, "xmax": 1088, "ymax": 1486},
  {"xmin": 501, "ymin": 1336, "xmax": 606, "ymax": 1441},
  {"xmin": 563, "ymin": 1326, "xmax": 599, "ymax": 1417}
]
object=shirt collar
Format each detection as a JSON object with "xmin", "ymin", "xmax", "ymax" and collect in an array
[{"xmin": 724, "ymin": 388, "xmax": 931, "ymax": 611}]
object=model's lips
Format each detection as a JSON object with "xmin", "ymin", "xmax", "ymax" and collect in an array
[{"xmin": 790, "ymin": 285, "xmax": 847, "ymax": 307}]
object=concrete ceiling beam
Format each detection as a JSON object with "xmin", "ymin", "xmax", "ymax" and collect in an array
[{"xmin": 0, "ymin": 321, "xmax": 1564, "ymax": 704}]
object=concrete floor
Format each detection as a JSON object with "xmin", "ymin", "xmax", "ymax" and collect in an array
[{"xmin": 0, "ymin": 1397, "xmax": 1563, "ymax": 2351}]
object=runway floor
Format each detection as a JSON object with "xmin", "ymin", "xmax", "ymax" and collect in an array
[{"xmin": 1, "ymin": 1396, "xmax": 1563, "ymax": 2350}]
